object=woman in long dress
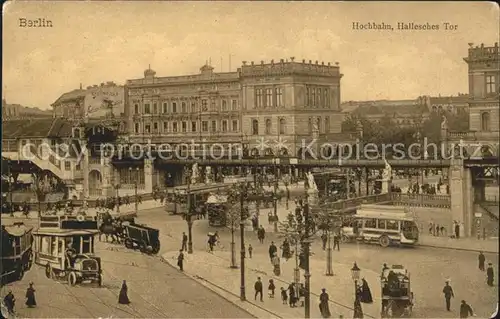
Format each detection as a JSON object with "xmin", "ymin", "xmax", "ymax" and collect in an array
[
  {"xmin": 25, "ymin": 282, "xmax": 36, "ymax": 308},
  {"xmin": 118, "ymin": 280, "xmax": 130, "ymax": 304},
  {"xmin": 360, "ymin": 278, "xmax": 373, "ymax": 303},
  {"xmin": 319, "ymin": 288, "xmax": 331, "ymax": 318}
]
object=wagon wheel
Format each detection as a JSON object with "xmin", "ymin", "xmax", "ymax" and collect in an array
[
  {"xmin": 379, "ymin": 235, "xmax": 390, "ymax": 248},
  {"xmin": 124, "ymin": 239, "xmax": 133, "ymax": 249},
  {"xmin": 139, "ymin": 241, "xmax": 148, "ymax": 253},
  {"xmin": 68, "ymin": 271, "xmax": 78, "ymax": 286},
  {"xmin": 45, "ymin": 264, "xmax": 54, "ymax": 279},
  {"xmin": 151, "ymin": 241, "xmax": 161, "ymax": 255}
]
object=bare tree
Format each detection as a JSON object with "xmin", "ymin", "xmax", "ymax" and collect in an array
[{"xmin": 30, "ymin": 172, "xmax": 52, "ymax": 216}]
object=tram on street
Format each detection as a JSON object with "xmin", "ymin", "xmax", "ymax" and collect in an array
[
  {"xmin": 381, "ymin": 264, "xmax": 414, "ymax": 317},
  {"xmin": 206, "ymin": 193, "xmax": 229, "ymax": 227},
  {"xmin": 311, "ymin": 169, "xmax": 356, "ymax": 199},
  {"xmin": 32, "ymin": 214, "xmax": 103, "ymax": 286},
  {"xmin": 1, "ymin": 222, "xmax": 34, "ymax": 284},
  {"xmin": 341, "ymin": 205, "xmax": 419, "ymax": 247}
]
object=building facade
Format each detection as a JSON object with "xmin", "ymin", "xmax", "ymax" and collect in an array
[{"xmin": 2, "ymin": 99, "xmax": 52, "ymax": 120}]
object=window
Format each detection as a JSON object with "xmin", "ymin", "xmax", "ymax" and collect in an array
[
  {"xmin": 256, "ymin": 89, "xmax": 263, "ymax": 108},
  {"xmin": 181, "ymin": 102, "xmax": 187, "ymax": 113},
  {"xmin": 144, "ymin": 103, "xmax": 151, "ymax": 114},
  {"xmin": 265, "ymin": 119, "xmax": 272, "ymax": 134},
  {"xmin": 386, "ymin": 220, "xmax": 398, "ymax": 230},
  {"xmin": 311, "ymin": 88, "xmax": 316, "ymax": 106},
  {"xmin": 364, "ymin": 219, "xmax": 376, "ymax": 228},
  {"xmin": 191, "ymin": 121, "xmax": 197, "ymax": 132},
  {"xmin": 222, "ymin": 100, "xmax": 228, "ymax": 111},
  {"xmin": 323, "ymin": 89, "xmax": 329, "ymax": 107},
  {"xmin": 145, "ymin": 124, "xmax": 151, "ymax": 134},
  {"xmin": 153, "ymin": 122, "xmax": 158, "ymax": 132},
  {"xmin": 202, "ymin": 121, "xmax": 208, "ymax": 132},
  {"xmin": 232, "ymin": 99, "xmax": 238, "ymax": 110},
  {"xmin": 134, "ymin": 104, "xmax": 139, "ymax": 114},
  {"xmin": 172, "ymin": 122, "xmax": 178, "ymax": 133},
  {"xmin": 65, "ymin": 161, "xmax": 71, "ymax": 171},
  {"xmin": 317, "ymin": 88, "xmax": 321, "ymax": 107},
  {"xmin": 306, "ymin": 87, "xmax": 310, "ymax": 106},
  {"xmin": 377, "ymin": 220, "xmax": 386, "ymax": 229},
  {"xmin": 265, "ymin": 88, "xmax": 273, "ymax": 107},
  {"xmin": 222, "ymin": 120, "xmax": 228, "ymax": 132},
  {"xmin": 163, "ymin": 122, "xmax": 168, "ymax": 132},
  {"xmin": 279, "ymin": 118, "xmax": 286, "ymax": 134},
  {"xmin": 172, "ymin": 102, "xmax": 177, "ymax": 113},
  {"xmin": 232, "ymin": 120, "xmax": 238, "ymax": 132},
  {"xmin": 191, "ymin": 102, "xmax": 197, "ymax": 113},
  {"xmin": 153, "ymin": 103, "xmax": 158, "ymax": 113},
  {"xmin": 211, "ymin": 120, "xmax": 217, "ymax": 132},
  {"xmin": 481, "ymin": 112, "xmax": 490, "ymax": 131},
  {"xmin": 201, "ymin": 99, "xmax": 208, "ymax": 111},
  {"xmin": 182, "ymin": 121, "xmax": 187, "ymax": 132},
  {"xmin": 324, "ymin": 117, "xmax": 330, "ymax": 133},
  {"xmin": 82, "ymin": 236, "xmax": 91, "ymax": 254},
  {"xmin": 134, "ymin": 123, "xmax": 140, "ymax": 133},
  {"xmin": 252, "ymin": 119, "xmax": 259, "ymax": 135},
  {"xmin": 163, "ymin": 102, "xmax": 168, "ymax": 113},
  {"xmin": 75, "ymin": 163, "xmax": 81, "ymax": 171},
  {"xmin": 486, "ymin": 75, "xmax": 496, "ymax": 94},
  {"xmin": 275, "ymin": 88, "xmax": 283, "ymax": 107},
  {"xmin": 211, "ymin": 100, "xmax": 216, "ymax": 111}
]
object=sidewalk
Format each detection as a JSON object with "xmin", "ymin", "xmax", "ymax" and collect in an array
[
  {"xmin": 418, "ymin": 234, "xmax": 499, "ymax": 254},
  {"xmin": 162, "ymin": 249, "xmax": 380, "ymax": 319},
  {"xmin": 2, "ymin": 198, "xmax": 165, "ymax": 219}
]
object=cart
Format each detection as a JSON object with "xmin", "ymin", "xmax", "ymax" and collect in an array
[
  {"xmin": 1, "ymin": 222, "xmax": 34, "ymax": 284},
  {"xmin": 123, "ymin": 223, "xmax": 161, "ymax": 255},
  {"xmin": 32, "ymin": 214, "xmax": 103, "ymax": 286},
  {"xmin": 381, "ymin": 264, "xmax": 414, "ymax": 318}
]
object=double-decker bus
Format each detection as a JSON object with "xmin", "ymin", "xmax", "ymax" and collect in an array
[{"xmin": 341, "ymin": 205, "xmax": 419, "ymax": 247}]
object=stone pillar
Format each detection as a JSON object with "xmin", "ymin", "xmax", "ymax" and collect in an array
[
  {"xmin": 144, "ymin": 158, "xmax": 153, "ymax": 193},
  {"xmin": 101, "ymin": 157, "xmax": 114, "ymax": 198},
  {"xmin": 450, "ymin": 159, "xmax": 473, "ymax": 237}
]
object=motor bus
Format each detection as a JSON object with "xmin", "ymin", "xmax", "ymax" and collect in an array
[{"xmin": 341, "ymin": 205, "xmax": 419, "ymax": 247}]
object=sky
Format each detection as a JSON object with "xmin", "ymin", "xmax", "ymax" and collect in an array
[{"xmin": 2, "ymin": 1, "xmax": 499, "ymax": 109}]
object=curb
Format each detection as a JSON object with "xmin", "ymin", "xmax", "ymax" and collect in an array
[
  {"xmin": 418, "ymin": 243, "xmax": 499, "ymax": 255},
  {"xmin": 158, "ymin": 256, "xmax": 280, "ymax": 319}
]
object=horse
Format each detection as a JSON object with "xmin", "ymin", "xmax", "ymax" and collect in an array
[{"xmin": 98, "ymin": 214, "xmax": 123, "ymax": 244}]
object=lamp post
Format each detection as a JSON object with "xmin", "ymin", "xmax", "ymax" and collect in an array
[
  {"xmin": 325, "ymin": 213, "xmax": 334, "ymax": 276},
  {"xmin": 351, "ymin": 262, "xmax": 361, "ymax": 299},
  {"xmin": 239, "ymin": 182, "xmax": 248, "ymax": 301},
  {"xmin": 185, "ymin": 168, "xmax": 194, "ymax": 254},
  {"xmin": 129, "ymin": 167, "xmax": 139, "ymax": 215},
  {"xmin": 303, "ymin": 198, "xmax": 311, "ymax": 319},
  {"xmin": 272, "ymin": 158, "xmax": 280, "ymax": 232},
  {"xmin": 114, "ymin": 183, "xmax": 120, "ymax": 212}
]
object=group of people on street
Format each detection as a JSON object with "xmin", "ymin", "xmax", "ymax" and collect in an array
[
  {"xmin": 478, "ymin": 251, "xmax": 495, "ymax": 287},
  {"xmin": 428, "ymin": 222, "xmax": 447, "ymax": 237},
  {"xmin": 2, "ymin": 282, "xmax": 37, "ymax": 315}
]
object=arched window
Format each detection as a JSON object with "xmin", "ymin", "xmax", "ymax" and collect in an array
[
  {"xmin": 265, "ymin": 119, "xmax": 272, "ymax": 135},
  {"xmin": 481, "ymin": 112, "xmax": 490, "ymax": 131},
  {"xmin": 252, "ymin": 119, "xmax": 259, "ymax": 135},
  {"xmin": 279, "ymin": 118, "xmax": 286, "ymax": 135}
]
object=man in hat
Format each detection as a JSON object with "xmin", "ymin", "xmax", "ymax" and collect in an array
[
  {"xmin": 459, "ymin": 300, "xmax": 474, "ymax": 318},
  {"xmin": 3, "ymin": 290, "xmax": 15, "ymax": 314},
  {"xmin": 442, "ymin": 280, "xmax": 454, "ymax": 311},
  {"xmin": 486, "ymin": 263, "xmax": 494, "ymax": 286}
]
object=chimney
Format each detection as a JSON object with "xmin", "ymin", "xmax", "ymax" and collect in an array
[
  {"xmin": 242, "ymin": 61, "xmax": 247, "ymax": 66},
  {"xmin": 79, "ymin": 83, "xmax": 82, "ymax": 90},
  {"xmin": 280, "ymin": 59, "xmax": 284, "ymax": 63},
  {"xmin": 309, "ymin": 60, "xmax": 312, "ymax": 64},
  {"xmin": 302, "ymin": 59, "xmax": 305, "ymax": 63},
  {"xmin": 315, "ymin": 60, "xmax": 318, "ymax": 64},
  {"xmin": 290, "ymin": 57, "xmax": 295, "ymax": 62},
  {"xmin": 261, "ymin": 60, "xmax": 264, "ymax": 65},
  {"xmin": 251, "ymin": 61, "xmax": 254, "ymax": 65},
  {"xmin": 327, "ymin": 62, "xmax": 331, "ymax": 66},
  {"xmin": 321, "ymin": 61, "xmax": 324, "ymax": 65}
]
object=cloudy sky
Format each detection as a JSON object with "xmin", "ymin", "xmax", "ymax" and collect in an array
[{"xmin": 3, "ymin": 1, "xmax": 498, "ymax": 109}]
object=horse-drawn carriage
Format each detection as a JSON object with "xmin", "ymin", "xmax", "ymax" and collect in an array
[
  {"xmin": 1, "ymin": 223, "xmax": 33, "ymax": 284},
  {"xmin": 97, "ymin": 210, "xmax": 136, "ymax": 243},
  {"xmin": 32, "ymin": 214, "xmax": 103, "ymax": 286},
  {"xmin": 122, "ymin": 223, "xmax": 161, "ymax": 255},
  {"xmin": 381, "ymin": 264, "xmax": 414, "ymax": 317}
]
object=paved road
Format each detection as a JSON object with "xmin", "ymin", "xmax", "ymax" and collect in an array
[
  {"xmin": 1, "ymin": 234, "xmax": 253, "ymax": 318},
  {"xmin": 143, "ymin": 209, "xmax": 498, "ymax": 318}
]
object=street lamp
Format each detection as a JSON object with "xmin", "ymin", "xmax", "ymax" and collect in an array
[
  {"xmin": 114, "ymin": 183, "xmax": 120, "ymax": 212},
  {"xmin": 351, "ymin": 262, "xmax": 361, "ymax": 299},
  {"xmin": 128, "ymin": 167, "xmax": 139, "ymax": 215},
  {"xmin": 184, "ymin": 168, "xmax": 194, "ymax": 254},
  {"xmin": 272, "ymin": 158, "xmax": 280, "ymax": 232}
]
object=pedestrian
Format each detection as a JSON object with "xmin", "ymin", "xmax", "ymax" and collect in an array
[
  {"xmin": 268, "ymin": 241, "xmax": 277, "ymax": 262},
  {"xmin": 321, "ymin": 233, "xmax": 327, "ymax": 250},
  {"xmin": 319, "ymin": 288, "xmax": 331, "ymax": 318},
  {"xmin": 25, "ymin": 282, "xmax": 36, "ymax": 308},
  {"xmin": 177, "ymin": 249, "xmax": 184, "ymax": 272},
  {"xmin": 254, "ymin": 277, "xmax": 263, "ymax": 302},
  {"xmin": 281, "ymin": 287, "xmax": 288, "ymax": 304},
  {"xmin": 359, "ymin": 278, "xmax": 373, "ymax": 303},
  {"xmin": 486, "ymin": 263, "xmax": 494, "ymax": 286},
  {"xmin": 268, "ymin": 279, "xmax": 275, "ymax": 298},
  {"xmin": 478, "ymin": 251, "xmax": 485, "ymax": 271},
  {"xmin": 288, "ymin": 283, "xmax": 297, "ymax": 307},
  {"xmin": 248, "ymin": 244, "xmax": 253, "ymax": 258},
  {"xmin": 435, "ymin": 224, "xmax": 440, "ymax": 237},
  {"xmin": 440, "ymin": 226, "xmax": 446, "ymax": 236},
  {"xmin": 3, "ymin": 290, "xmax": 15, "ymax": 315},
  {"xmin": 429, "ymin": 222, "xmax": 434, "ymax": 235},
  {"xmin": 454, "ymin": 221, "xmax": 460, "ymax": 239},
  {"xmin": 181, "ymin": 232, "xmax": 188, "ymax": 251},
  {"xmin": 118, "ymin": 280, "xmax": 130, "ymax": 304},
  {"xmin": 333, "ymin": 232, "xmax": 340, "ymax": 251},
  {"xmin": 272, "ymin": 253, "xmax": 281, "ymax": 276},
  {"xmin": 442, "ymin": 281, "xmax": 454, "ymax": 311},
  {"xmin": 459, "ymin": 300, "xmax": 474, "ymax": 318}
]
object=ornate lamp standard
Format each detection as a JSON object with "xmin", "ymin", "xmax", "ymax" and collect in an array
[
  {"xmin": 351, "ymin": 262, "xmax": 363, "ymax": 318},
  {"xmin": 128, "ymin": 167, "xmax": 139, "ymax": 215}
]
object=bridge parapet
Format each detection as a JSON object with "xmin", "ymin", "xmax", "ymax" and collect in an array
[{"xmin": 390, "ymin": 193, "xmax": 451, "ymax": 208}]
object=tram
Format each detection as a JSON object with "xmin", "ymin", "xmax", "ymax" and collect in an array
[
  {"xmin": 381, "ymin": 264, "xmax": 414, "ymax": 317},
  {"xmin": 32, "ymin": 214, "xmax": 103, "ymax": 286},
  {"xmin": 1, "ymin": 222, "xmax": 34, "ymax": 284}
]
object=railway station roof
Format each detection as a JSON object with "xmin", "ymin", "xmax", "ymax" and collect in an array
[{"xmin": 2, "ymin": 118, "xmax": 73, "ymax": 139}]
